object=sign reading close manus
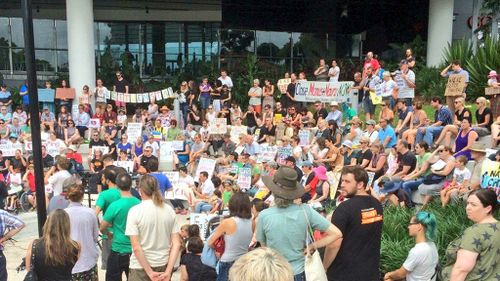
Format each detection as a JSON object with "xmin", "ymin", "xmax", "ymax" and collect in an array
[{"xmin": 294, "ymin": 80, "xmax": 355, "ymax": 103}]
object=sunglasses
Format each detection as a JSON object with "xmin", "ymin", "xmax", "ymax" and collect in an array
[{"xmin": 408, "ymin": 222, "xmax": 420, "ymax": 226}]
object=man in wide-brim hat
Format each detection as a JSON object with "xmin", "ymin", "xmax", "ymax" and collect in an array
[{"xmin": 257, "ymin": 166, "xmax": 343, "ymax": 280}]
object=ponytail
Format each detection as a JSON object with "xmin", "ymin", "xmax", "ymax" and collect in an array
[
  {"xmin": 415, "ymin": 211, "xmax": 437, "ymax": 242},
  {"xmin": 138, "ymin": 175, "xmax": 164, "ymax": 207}
]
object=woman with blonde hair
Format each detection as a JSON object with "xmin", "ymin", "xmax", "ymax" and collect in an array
[
  {"xmin": 25, "ymin": 209, "xmax": 80, "ymax": 281},
  {"xmin": 228, "ymin": 247, "xmax": 294, "ymax": 281},
  {"xmin": 433, "ymin": 97, "xmax": 471, "ymax": 148},
  {"xmin": 473, "ymin": 96, "xmax": 493, "ymax": 137}
]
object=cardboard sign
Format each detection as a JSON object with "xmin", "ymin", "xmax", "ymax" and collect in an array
[
  {"xmin": 257, "ymin": 146, "xmax": 278, "ymax": 163},
  {"xmin": 298, "ymin": 130, "xmax": 311, "ymax": 146},
  {"xmin": 91, "ymin": 146, "xmax": 109, "ymax": 157},
  {"xmin": 209, "ymin": 118, "xmax": 228, "ymax": 134},
  {"xmin": 480, "ymin": 159, "xmax": 500, "ymax": 202},
  {"xmin": 485, "ymin": 87, "xmax": 500, "ymax": 96},
  {"xmin": 126, "ymin": 123, "xmax": 143, "ymax": 143},
  {"xmin": 277, "ymin": 78, "xmax": 291, "ymax": 94},
  {"xmin": 237, "ymin": 167, "xmax": 252, "ymax": 190},
  {"xmin": 55, "ymin": 88, "xmax": 75, "ymax": 99},
  {"xmin": 277, "ymin": 147, "xmax": 292, "ymax": 165},
  {"xmin": 114, "ymin": 161, "xmax": 134, "ymax": 173},
  {"xmin": 88, "ymin": 119, "xmax": 101, "ymax": 129},
  {"xmin": 444, "ymin": 74, "xmax": 467, "ymax": 97},
  {"xmin": 294, "ymin": 81, "xmax": 355, "ymax": 103},
  {"xmin": 230, "ymin": 125, "xmax": 248, "ymax": 144},
  {"xmin": 38, "ymin": 88, "xmax": 55, "ymax": 102},
  {"xmin": 46, "ymin": 142, "xmax": 64, "ymax": 157},
  {"xmin": 195, "ymin": 157, "xmax": 217, "ymax": 181},
  {"xmin": 0, "ymin": 142, "xmax": 23, "ymax": 157},
  {"xmin": 171, "ymin": 140, "xmax": 184, "ymax": 151}
]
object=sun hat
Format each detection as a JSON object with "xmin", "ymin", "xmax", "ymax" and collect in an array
[
  {"xmin": 488, "ymin": 70, "xmax": 497, "ymax": 78},
  {"xmin": 366, "ymin": 119, "xmax": 376, "ymax": 126},
  {"xmin": 341, "ymin": 140, "xmax": 353, "ymax": 149},
  {"xmin": 470, "ymin": 143, "xmax": 486, "ymax": 154},
  {"xmin": 313, "ymin": 166, "xmax": 328, "ymax": 181},
  {"xmin": 330, "ymin": 101, "xmax": 339, "ymax": 107},
  {"xmin": 261, "ymin": 166, "xmax": 304, "ymax": 200},
  {"xmin": 67, "ymin": 145, "xmax": 78, "ymax": 152},
  {"xmin": 267, "ymin": 161, "xmax": 279, "ymax": 168}
]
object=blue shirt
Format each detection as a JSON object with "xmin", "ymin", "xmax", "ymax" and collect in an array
[
  {"xmin": 151, "ymin": 172, "xmax": 173, "ymax": 196},
  {"xmin": 244, "ymin": 142, "xmax": 261, "ymax": 156},
  {"xmin": 20, "ymin": 85, "xmax": 29, "ymax": 105},
  {"xmin": 325, "ymin": 110, "xmax": 343, "ymax": 128},
  {"xmin": 435, "ymin": 105, "xmax": 453, "ymax": 126},
  {"xmin": 117, "ymin": 142, "xmax": 132, "ymax": 157},
  {"xmin": 378, "ymin": 125, "xmax": 397, "ymax": 148},
  {"xmin": 0, "ymin": 210, "xmax": 24, "ymax": 250}
]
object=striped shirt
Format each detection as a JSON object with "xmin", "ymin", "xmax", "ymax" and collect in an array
[{"xmin": 0, "ymin": 210, "xmax": 24, "ymax": 250}]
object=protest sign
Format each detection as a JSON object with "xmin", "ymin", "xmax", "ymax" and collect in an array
[
  {"xmin": 444, "ymin": 74, "xmax": 467, "ymax": 97},
  {"xmin": 230, "ymin": 125, "xmax": 247, "ymax": 144},
  {"xmin": 275, "ymin": 124, "xmax": 286, "ymax": 141},
  {"xmin": 480, "ymin": 159, "xmax": 500, "ymax": 201},
  {"xmin": 237, "ymin": 167, "xmax": 252, "ymax": 190},
  {"xmin": 38, "ymin": 88, "xmax": 55, "ymax": 102},
  {"xmin": 72, "ymin": 104, "xmax": 79, "ymax": 118},
  {"xmin": 294, "ymin": 81, "xmax": 355, "ymax": 103},
  {"xmin": 171, "ymin": 140, "xmax": 184, "ymax": 151},
  {"xmin": 195, "ymin": 157, "xmax": 217, "ymax": 181},
  {"xmin": 114, "ymin": 161, "xmax": 134, "ymax": 173},
  {"xmin": 485, "ymin": 87, "xmax": 500, "ymax": 96},
  {"xmin": 190, "ymin": 213, "xmax": 217, "ymax": 240},
  {"xmin": 25, "ymin": 141, "xmax": 48, "ymax": 152},
  {"xmin": 91, "ymin": 146, "xmax": 108, "ymax": 157},
  {"xmin": 277, "ymin": 78, "xmax": 291, "ymax": 94},
  {"xmin": 126, "ymin": 123, "xmax": 142, "ymax": 143},
  {"xmin": 164, "ymin": 171, "xmax": 180, "ymax": 186},
  {"xmin": 298, "ymin": 130, "xmax": 311, "ymax": 146},
  {"xmin": 152, "ymin": 131, "xmax": 163, "ymax": 141},
  {"xmin": 46, "ymin": 142, "xmax": 63, "ymax": 157},
  {"xmin": 117, "ymin": 115, "xmax": 127, "ymax": 124},
  {"xmin": 274, "ymin": 114, "xmax": 283, "ymax": 125},
  {"xmin": 0, "ymin": 142, "xmax": 23, "ymax": 157},
  {"xmin": 257, "ymin": 146, "xmax": 278, "ymax": 163},
  {"xmin": 55, "ymin": 88, "xmax": 76, "ymax": 99},
  {"xmin": 234, "ymin": 146, "xmax": 244, "ymax": 155},
  {"xmin": 277, "ymin": 147, "xmax": 292, "ymax": 165},
  {"xmin": 159, "ymin": 141, "xmax": 175, "ymax": 163},
  {"xmin": 209, "ymin": 118, "xmax": 228, "ymax": 134},
  {"xmin": 88, "ymin": 119, "xmax": 101, "ymax": 129}
]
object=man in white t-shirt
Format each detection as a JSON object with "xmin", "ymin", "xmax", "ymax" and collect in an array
[
  {"xmin": 143, "ymin": 135, "xmax": 160, "ymax": 157},
  {"xmin": 328, "ymin": 60, "xmax": 340, "ymax": 82},
  {"xmin": 125, "ymin": 174, "xmax": 182, "ymax": 281},
  {"xmin": 217, "ymin": 70, "xmax": 233, "ymax": 89},
  {"xmin": 44, "ymin": 157, "xmax": 72, "ymax": 196}
]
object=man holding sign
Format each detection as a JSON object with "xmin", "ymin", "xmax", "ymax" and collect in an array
[{"xmin": 440, "ymin": 60, "xmax": 469, "ymax": 113}]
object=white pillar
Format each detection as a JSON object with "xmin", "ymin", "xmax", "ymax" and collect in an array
[
  {"xmin": 66, "ymin": 0, "xmax": 96, "ymax": 109},
  {"xmin": 426, "ymin": 0, "xmax": 454, "ymax": 67}
]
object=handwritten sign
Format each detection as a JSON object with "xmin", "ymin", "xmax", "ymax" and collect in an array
[
  {"xmin": 277, "ymin": 147, "xmax": 292, "ymax": 165},
  {"xmin": 274, "ymin": 113, "xmax": 283, "ymax": 125},
  {"xmin": 294, "ymin": 81, "xmax": 355, "ymax": 103},
  {"xmin": 298, "ymin": 130, "xmax": 311, "ymax": 146},
  {"xmin": 114, "ymin": 161, "xmax": 134, "ymax": 173},
  {"xmin": 257, "ymin": 146, "xmax": 278, "ymax": 163},
  {"xmin": 277, "ymin": 78, "xmax": 291, "ymax": 94},
  {"xmin": 190, "ymin": 213, "xmax": 217, "ymax": 240},
  {"xmin": 91, "ymin": 146, "xmax": 109, "ymax": 157},
  {"xmin": 485, "ymin": 87, "xmax": 500, "ymax": 96},
  {"xmin": 0, "ymin": 142, "xmax": 23, "ymax": 157},
  {"xmin": 127, "ymin": 123, "xmax": 143, "ymax": 143},
  {"xmin": 209, "ymin": 118, "xmax": 228, "ymax": 134},
  {"xmin": 55, "ymin": 88, "xmax": 76, "ymax": 99},
  {"xmin": 117, "ymin": 115, "xmax": 127, "ymax": 124},
  {"xmin": 46, "ymin": 142, "xmax": 64, "ymax": 157},
  {"xmin": 480, "ymin": 159, "xmax": 500, "ymax": 202},
  {"xmin": 444, "ymin": 74, "xmax": 467, "ymax": 97},
  {"xmin": 38, "ymin": 88, "xmax": 55, "ymax": 102},
  {"xmin": 159, "ymin": 141, "xmax": 175, "ymax": 164},
  {"xmin": 171, "ymin": 140, "xmax": 184, "ymax": 151},
  {"xmin": 88, "ymin": 118, "xmax": 101, "ymax": 129},
  {"xmin": 195, "ymin": 157, "xmax": 217, "ymax": 181},
  {"xmin": 237, "ymin": 167, "xmax": 252, "ymax": 190}
]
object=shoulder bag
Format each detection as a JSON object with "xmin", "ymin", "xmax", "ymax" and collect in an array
[
  {"xmin": 302, "ymin": 206, "xmax": 328, "ymax": 281},
  {"xmin": 23, "ymin": 240, "xmax": 38, "ymax": 281}
]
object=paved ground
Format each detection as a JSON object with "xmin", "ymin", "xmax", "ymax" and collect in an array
[{"xmin": 3, "ymin": 210, "xmax": 183, "ymax": 281}]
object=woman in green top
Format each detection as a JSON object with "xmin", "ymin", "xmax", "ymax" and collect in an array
[
  {"xmin": 166, "ymin": 119, "xmax": 181, "ymax": 141},
  {"xmin": 442, "ymin": 189, "xmax": 499, "ymax": 281},
  {"xmin": 398, "ymin": 141, "xmax": 432, "ymax": 207}
]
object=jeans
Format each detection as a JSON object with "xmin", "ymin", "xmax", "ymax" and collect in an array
[
  {"xmin": 76, "ymin": 125, "xmax": 88, "ymax": 138},
  {"xmin": 294, "ymin": 272, "xmax": 306, "ymax": 281},
  {"xmin": 382, "ymin": 179, "xmax": 402, "ymax": 194},
  {"xmin": 416, "ymin": 126, "xmax": 443, "ymax": 146},
  {"xmin": 195, "ymin": 202, "xmax": 212, "ymax": 213},
  {"xmin": 106, "ymin": 250, "xmax": 131, "ymax": 281},
  {"xmin": 0, "ymin": 251, "xmax": 6, "ymax": 281},
  {"xmin": 101, "ymin": 238, "xmax": 111, "ymax": 270},
  {"xmin": 402, "ymin": 177, "xmax": 424, "ymax": 198},
  {"xmin": 217, "ymin": 261, "xmax": 235, "ymax": 281},
  {"xmin": 180, "ymin": 102, "xmax": 189, "ymax": 127},
  {"xmin": 200, "ymin": 94, "xmax": 211, "ymax": 109}
]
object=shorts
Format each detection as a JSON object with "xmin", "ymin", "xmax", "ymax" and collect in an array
[
  {"xmin": 129, "ymin": 265, "xmax": 166, "ymax": 281},
  {"xmin": 418, "ymin": 182, "xmax": 443, "ymax": 196},
  {"xmin": 363, "ymin": 96, "xmax": 375, "ymax": 114},
  {"xmin": 72, "ymin": 265, "xmax": 98, "ymax": 281}
]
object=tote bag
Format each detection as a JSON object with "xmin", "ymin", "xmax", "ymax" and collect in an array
[{"xmin": 302, "ymin": 206, "xmax": 328, "ymax": 281}]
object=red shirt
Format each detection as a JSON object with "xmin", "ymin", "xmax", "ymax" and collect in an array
[
  {"xmin": 66, "ymin": 152, "xmax": 83, "ymax": 164},
  {"xmin": 92, "ymin": 112, "xmax": 105, "ymax": 124},
  {"xmin": 363, "ymin": 58, "xmax": 380, "ymax": 72},
  {"xmin": 27, "ymin": 172, "xmax": 35, "ymax": 192}
]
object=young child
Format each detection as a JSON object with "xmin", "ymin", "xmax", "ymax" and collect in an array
[
  {"xmin": 440, "ymin": 155, "xmax": 471, "ymax": 207},
  {"xmin": 222, "ymin": 180, "xmax": 234, "ymax": 208},
  {"xmin": 180, "ymin": 237, "xmax": 217, "ymax": 281},
  {"xmin": 6, "ymin": 164, "xmax": 23, "ymax": 211}
]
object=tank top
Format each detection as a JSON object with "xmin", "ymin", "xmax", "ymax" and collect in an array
[
  {"xmin": 66, "ymin": 126, "xmax": 76, "ymax": 138},
  {"xmin": 33, "ymin": 239, "xmax": 79, "ymax": 281},
  {"xmin": 455, "ymin": 129, "xmax": 474, "ymax": 159},
  {"xmin": 134, "ymin": 143, "xmax": 143, "ymax": 156},
  {"xmin": 220, "ymin": 217, "xmax": 253, "ymax": 263},
  {"xmin": 412, "ymin": 110, "xmax": 422, "ymax": 126},
  {"xmin": 455, "ymin": 108, "xmax": 472, "ymax": 123}
]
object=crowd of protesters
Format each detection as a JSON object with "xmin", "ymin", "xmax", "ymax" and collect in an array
[{"xmin": 0, "ymin": 50, "xmax": 498, "ymax": 281}]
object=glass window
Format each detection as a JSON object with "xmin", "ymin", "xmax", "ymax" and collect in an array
[
  {"xmin": 35, "ymin": 49, "xmax": 55, "ymax": 72},
  {"xmin": 56, "ymin": 20, "xmax": 67, "ymax": 49},
  {"xmin": 12, "ymin": 48, "xmax": 25, "ymax": 71},
  {"xmin": 34, "ymin": 19, "xmax": 55, "ymax": 49},
  {"xmin": 10, "ymin": 18, "xmax": 24, "ymax": 48},
  {"xmin": 0, "ymin": 18, "xmax": 10, "ymax": 47},
  {"xmin": 187, "ymin": 24, "xmax": 203, "ymax": 62},
  {"xmin": 57, "ymin": 50, "xmax": 69, "ymax": 72}
]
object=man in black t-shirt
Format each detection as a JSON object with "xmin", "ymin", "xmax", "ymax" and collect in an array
[
  {"xmin": 89, "ymin": 132, "xmax": 105, "ymax": 148},
  {"xmin": 113, "ymin": 71, "xmax": 129, "ymax": 108},
  {"xmin": 325, "ymin": 166, "xmax": 383, "ymax": 281},
  {"xmin": 381, "ymin": 140, "xmax": 417, "ymax": 193},
  {"xmin": 138, "ymin": 147, "xmax": 158, "ymax": 174},
  {"xmin": 313, "ymin": 100, "xmax": 328, "ymax": 125},
  {"xmin": 41, "ymin": 146, "xmax": 54, "ymax": 169},
  {"xmin": 283, "ymin": 73, "xmax": 297, "ymax": 109}
]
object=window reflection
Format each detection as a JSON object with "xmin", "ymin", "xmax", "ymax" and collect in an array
[{"xmin": 34, "ymin": 19, "xmax": 55, "ymax": 49}]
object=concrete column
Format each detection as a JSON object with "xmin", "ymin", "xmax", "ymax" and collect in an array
[
  {"xmin": 426, "ymin": 0, "xmax": 454, "ymax": 67},
  {"xmin": 66, "ymin": 0, "xmax": 96, "ymax": 109}
]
